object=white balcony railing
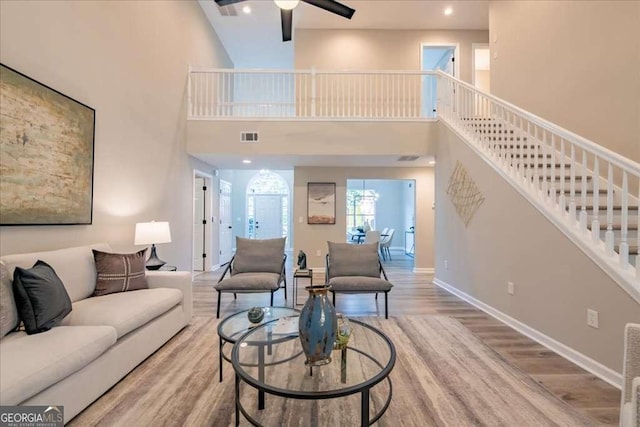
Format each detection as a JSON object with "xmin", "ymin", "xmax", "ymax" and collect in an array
[
  {"xmin": 187, "ymin": 67, "xmax": 640, "ymax": 299},
  {"xmin": 188, "ymin": 68, "xmax": 438, "ymax": 120}
]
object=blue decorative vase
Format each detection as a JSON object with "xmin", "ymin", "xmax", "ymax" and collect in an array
[{"xmin": 298, "ymin": 285, "xmax": 337, "ymax": 366}]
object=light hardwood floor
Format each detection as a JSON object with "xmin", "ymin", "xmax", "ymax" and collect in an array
[{"xmin": 194, "ymin": 249, "xmax": 621, "ymax": 425}]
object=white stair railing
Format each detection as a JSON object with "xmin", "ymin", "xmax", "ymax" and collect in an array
[
  {"xmin": 188, "ymin": 67, "xmax": 437, "ymax": 120},
  {"xmin": 436, "ymin": 70, "xmax": 640, "ymax": 300}
]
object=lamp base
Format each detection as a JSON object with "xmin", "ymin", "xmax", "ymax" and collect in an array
[{"xmin": 145, "ymin": 244, "xmax": 166, "ymax": 270}]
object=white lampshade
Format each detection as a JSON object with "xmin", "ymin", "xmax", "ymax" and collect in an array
[
  {"xmin": 134, "ymin": 221, "xmax": 172, "ymax": 245},
  {"xmin": 274, "ymin": 0, "xmax": 299, "ymax": 10}
]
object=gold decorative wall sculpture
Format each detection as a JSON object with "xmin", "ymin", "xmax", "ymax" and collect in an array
[{"xmin": 446, "ymin": 161, "xmax": 485, "ymax": 227}]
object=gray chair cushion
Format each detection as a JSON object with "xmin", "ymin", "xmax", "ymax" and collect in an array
[
  {"xmin": 329, "ymin": 276, "xmax": 393, "ymax": 292},
  {"xmin": 327, "ymin": 241, "xmax": 380, "ymax": 278},
  {"xmin": 233, "ymin": 237, "xmax": 285, "ymax": 275},
  {"xmin": 216, "ymin": 273, "xmax": 282, "ymax": 292}
]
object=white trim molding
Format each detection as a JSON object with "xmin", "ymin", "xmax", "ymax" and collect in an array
[
  {"xmin": 433, "ymin": 277, "xmax": 623, "ymax": 389},
  {"xmin": 413, "ymin": 267, "xmax": 435, "ymax": 274}
]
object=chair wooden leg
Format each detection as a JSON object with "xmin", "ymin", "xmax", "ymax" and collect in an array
[
  {"xmin": 375, "ymin": 293, "xmax": 378, "ymax": 300},
  {"xmin": 270, "ymin": 291, "xmax": 274, "ymax": 307},
  {"xmin": 216, "ymin": 291, "xmax": 221, "ymax": 319},
  {"xmin": 332, "ymin": 291, "xmax": 336, "ymax": 306},
  {"xmin": 234, "ymin": 293, "xmax": 237, "ymax": 300},
  {"xmin": 384, "ymin": 292, "xmax": 389, "ymax": 319}
]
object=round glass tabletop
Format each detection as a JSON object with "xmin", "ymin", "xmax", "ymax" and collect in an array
[{"xmin": 232, "ymin": 316, "xmax": 395, "ymax": 398}]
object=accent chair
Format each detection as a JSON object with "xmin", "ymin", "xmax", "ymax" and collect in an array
[
  {"xmin": 325, "ymin": 241, "xmax": 393, "ymax": 318},
  {"xmin": 215, "ymin": 237, "xmax": 286, "ymax": 318}
]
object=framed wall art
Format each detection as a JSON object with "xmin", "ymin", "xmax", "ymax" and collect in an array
[
  {"xmin": 307, "ymin": 182, "xmax": 336, "ymax": 224},
  {"xmin": 0, "ymin": 63, "xmax": 95, "ymax": 225}
]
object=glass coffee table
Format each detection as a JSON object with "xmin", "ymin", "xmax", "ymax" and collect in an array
[
  {"xmin": 231, "ymin": 316, "xmax": 395, "ymax": 426},
  {"xmin": 217, "ymin": 307, "xmax": 299, "ymax": 382}
]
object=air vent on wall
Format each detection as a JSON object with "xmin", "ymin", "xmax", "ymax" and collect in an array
[
  {"xmin": 217, "ymin": 4, "xmax": 238, "ymax": 16},
  {"xmin": 241, "ymin": 132, "xmax": 259, "ymax": 143},
  {"xmin": 397, "ymin": 156, "xmax": 421, "ymax": 162}
]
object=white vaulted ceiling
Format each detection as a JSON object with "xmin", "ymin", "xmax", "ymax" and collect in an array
[{"xmin": 198, "ymin": 0, "xmax": 489, "ymax": 68}]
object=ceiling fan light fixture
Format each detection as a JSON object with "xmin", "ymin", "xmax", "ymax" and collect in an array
[{"xmin": 274, "ymin": 0, "xmax": 300, "ymax": 10}]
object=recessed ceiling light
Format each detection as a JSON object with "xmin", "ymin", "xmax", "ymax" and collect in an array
[
  {"xmin": 444, "ymin": 7, "xmax": 453, "ymax": 16},
  {"xmin": 428, "ymin": 160, "xmax": 436, "ymax": 166},
  {"xmin": 242, "ymin": 159, "xmax": 252, "ymax": 164},
  {"xmin": 242, "ymin": 5, "xmax": 251, "ymax": 14}
]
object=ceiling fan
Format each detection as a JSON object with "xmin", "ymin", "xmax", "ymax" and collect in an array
[{"xmin": 215, "ymin": 0, "xmax": 356, "ymax": 42}]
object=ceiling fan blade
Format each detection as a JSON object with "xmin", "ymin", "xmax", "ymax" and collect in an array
[
  {"xmin": 281, "ymin": 8, "xmax": 293, "ymax": 42},
  {"xmin": 302, "ymin": 0, "xmax": 355, "ymax": 19},
  {"xmin": 215, "ymin": 0, "xmax": 247, "ymax": 6}
]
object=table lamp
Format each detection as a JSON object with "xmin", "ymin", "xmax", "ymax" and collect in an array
[{"xmin": 134, "ymin": 221, "xmax": 172, "ymax": 270}]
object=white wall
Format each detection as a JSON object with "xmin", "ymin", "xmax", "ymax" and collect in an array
[
  {"xmin": 435, "ymin": 123, "xmax": 640, "ymax": 372},
  {"xmin": 489, "ymin": 0, "xmax": 640, "ymax": 162},
  {"xmin": 295, "ymin": 29, "xmax": 489, "ymax": 84},
  {"xmin": 0, "ymin": 1, "xmax": 233, "ymax": 269}
]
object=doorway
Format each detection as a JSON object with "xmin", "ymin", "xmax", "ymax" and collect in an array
[
  {"xmin": 246, "ymin": 170, "xmax": 289, "ymax": 241},
  {"xmin": 219, "ymin": 179, "xmax": 233, "ymax": 265},
  {"xmin": 193, "ymin": 171, "xmax": 214, "ymax": 272},
  {"xmin": 472, "ymin": 44, "xmax": 491, "ymax": 92},
  {"xmin": 421, "ymin": 43, "xmax": 459, "ymax": 118}
]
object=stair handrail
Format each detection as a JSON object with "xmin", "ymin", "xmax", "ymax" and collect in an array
[{"xmin": 435, "ymin": 70, "xmax": 640, "ymax": 175}]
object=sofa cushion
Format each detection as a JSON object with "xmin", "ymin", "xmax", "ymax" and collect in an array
[
  {"xmin": 0, "ymin": 262, "xmax": 19, "ymax": 338},
  {"xmin": 13, "ymin": 261, "xmax": 72, "ymax": 335},
  {"xmin": 233, "ymin": 237, "xmax": 285, "ymax": 275},
  {"xmin": 216, "ymin": 272, "xmax": 282, "ymax": 292},
  {"xmin": 327, "ymin": 241, "xmax": 380, "ymax": 278},
  {"xmin": 0, "ymin": 325, "xmax": 117, "ymax": 405},
  {"xmin": 59, "ymin": 288, "xmax": 182, "ymax": 338},
  {"xmin": 92, "ymin": 249, "xmax": 148, "ymax": 296},
  {"xmin": 329, "ymin": 276, "xmax": 393, "ymax": 292},
  {"xmin": 0, "ymin": 244, "xmax": 111, "ymax": 302}
]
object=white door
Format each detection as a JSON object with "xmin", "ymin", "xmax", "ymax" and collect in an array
[
  {"xmin": 254, "ymin": 195, "xmax": 283, "ymax": 239},
  {"xmin": 219, "ymin": 180, "xmax": 233, "ymax": 265},
  {"xmin": 193, "ymin": 177, "xmax": 205, "ymax": 271}
]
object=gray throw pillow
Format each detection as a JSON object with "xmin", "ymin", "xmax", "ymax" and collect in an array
[
  {"xmin": 233, "ymin": 237, "xmax": 285, "ymax": 275},
  {"xmin": 0, "ymin": 262, "xmax": 19, "ymax": 338},
  {"xmin": 92, "ymin": 249, "xmax": 148, "ymax": 296},
  {"xmin": 327, "ymin": 241, "xmax": 380, "ymax": 278},
  {"xmin": 13, "ymin": 260, "xmax": 72, "ymax": 335}
]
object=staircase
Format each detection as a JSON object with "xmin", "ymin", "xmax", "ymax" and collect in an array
[
  {"xmin": 436, "ymin": 71, "xmax": 640, "ymax": 300},
  {"xmin": 469, "ymin": 120, "xmax": 639, "ymax": 268}
]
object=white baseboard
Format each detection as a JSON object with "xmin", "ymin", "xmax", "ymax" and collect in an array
[
  {"xmin": 413, "ymin": 267, "xmax": 435, "ymax": 274},
  {"xmin": 433, "ymin": 277, "xmax": 622, "ymax": 389}
]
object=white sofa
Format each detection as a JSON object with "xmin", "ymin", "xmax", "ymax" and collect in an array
[{"xmin": 0, "ymin": 243, "xmax": 192, "ymax": 423}]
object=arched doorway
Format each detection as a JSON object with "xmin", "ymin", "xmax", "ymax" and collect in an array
[{"xmin": 246, "ymin": 170, "xmax": 289, "ymax": 241}]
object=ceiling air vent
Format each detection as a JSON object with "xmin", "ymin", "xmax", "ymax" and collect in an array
[
  {"xmin": 217, "ymin": 4, "xmax": 238, "ymax": 17},
  {"xmin": 241, "ymin": 132, "xmax": 259, "ymax": 143},
  {"xmin": 397, "ymin": 156, "xmax": 421, "ymax": 162}
]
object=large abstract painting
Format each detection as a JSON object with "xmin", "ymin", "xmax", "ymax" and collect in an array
[
  {"xmin": 307, "ymin": 182, "xmax": 336, "ymax": 224},
  {"xmin": 0, "ymin": 64, "xmax": 95, "ymax": 225}
]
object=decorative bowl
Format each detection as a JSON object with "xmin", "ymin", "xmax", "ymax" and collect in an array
[{"xmin": 247, "ymin": 307, "xmax": 265, "ymax": 324}]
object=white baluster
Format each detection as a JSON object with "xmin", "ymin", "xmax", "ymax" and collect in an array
[
  {"xmin": 605, "ymin": 163, "xmax": 615, "ymax": 255},
  {"xmin": 550, "ymin": 134, "xmax": 557, "ymax": 207},
  {"xmin": 619, "ymin": 171, "xmax": 629, "ymax": 267},
  {"xmin": 569, "ymin": 143, "xmax": 576, "ymax": 221},
  {"xmin": 591, "ymin": 157, "xmax": 601, "ymax": 243},
  {"xmin": 542, "ymin": 129, "xmax": 548, "ymax": 199},
  {"xmin": 579, "ymin": 150, "xmax": 588, "ymax": 230}
]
